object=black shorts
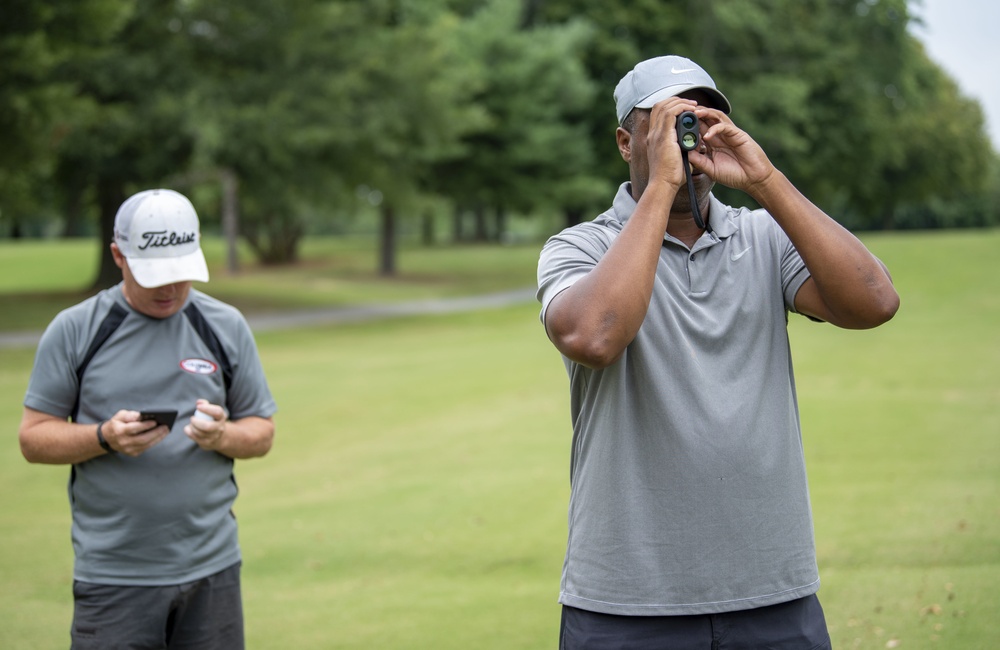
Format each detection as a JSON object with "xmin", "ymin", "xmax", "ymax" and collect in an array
[
  {"xmin": 560, "ymin": 594, "xmax": 831, "ymax": 650},
  {"xmin": 71, "ymin": 562, "xmax": 244, "ymax": 650}
]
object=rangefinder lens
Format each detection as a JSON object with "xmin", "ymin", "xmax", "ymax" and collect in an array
[{"xmin": 676, "ymin": 111, "xmax": 699, "ymax": 151}]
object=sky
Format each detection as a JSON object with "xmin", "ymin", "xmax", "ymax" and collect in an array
[{"xmin": 910, "ymin": 0, "xmax": 1000, "ymax": 148}]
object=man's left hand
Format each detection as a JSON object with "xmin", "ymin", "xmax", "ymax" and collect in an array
[
  {"xmin": 184, "ymin": 399, "xmax": 227, "ymax": 451},
  {"xmin": 688, "ymin": 107, "xmax": 776, "ymax": 195}
]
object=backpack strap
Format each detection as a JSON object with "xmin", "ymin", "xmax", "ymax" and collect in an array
[
  {"xmin": 69, "ymin": 301, "xmax": 235, "ymax": 420},
  {"xmin": 183, "ymin": 302, "xmax": 234, "ymax": 409},
  {"xmin": 71, "ymin": 302, "xmax": 129, "ymax": 422}
]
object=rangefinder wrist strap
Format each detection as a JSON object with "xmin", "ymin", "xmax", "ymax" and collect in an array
[{"xmin": 682, "ymin": 149, "xmax": 708, "ymax": 232}]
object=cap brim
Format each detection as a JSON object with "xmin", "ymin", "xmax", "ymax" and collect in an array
[
  {"xmin": 127, "ymin": 249, "xmax": 210, "ymax": 289},
  {"xmin": 635, "ymin": 84, "xmax": 732, "ymax": 114}
]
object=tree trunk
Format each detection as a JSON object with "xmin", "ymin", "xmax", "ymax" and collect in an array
[
  {"xmin": 473, "ymin": 205, "xmax": 488, "ymax": 241},
  {"xmin": 220, "ymin": 168, "xmax": 240, "ymax": 273},
  {"xmin": 452, "ymin": 205, "xmax": 464, "ymax": 243},
  {"xmin": 881, "ymin": 199, "xmax": 896, "ymax": 231},
  {"xmin": 493, "ymin": 206, "xmax": 507, "ymax": 242},
  {"xmin": 421, "ymin": 210, "xmax": 435, "ymax": 247},
  {"xmin": 520, "ymin": 0, "xmax": 543, "ymax": 28},
  {"xmin": 91, "ymin": 179, "xmax": 126, "ymax": 291},
  {"xmin": 379, "ymin": 204, "xmax": 397, "ymax": 276},
  {"xmin": 63, "ymin": 181, "xmax": 86, "ymax": 238}
]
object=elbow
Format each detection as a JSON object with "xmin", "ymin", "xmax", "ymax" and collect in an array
[
  {"xmin": 874, "ymin": 289, "xmax": 901, "ymax": 326},
  {"xmin": 841, "ymin": 288, "xmax": 900, "ymax": 330},
  {"xmin": 544, "ymin": 302, "xmax": 633, "ymax": 369},
  {"xmin": 554, "ymin": 331, "xmax": 627, "ymax": 369},
  {"xmin": 860, "ymin": 286, "xmax": 901, "ymax": 328},
  {"xmin": 18, "ymin": 434, "xmax": 45, "ymax": 464},
  {"xmin": 258, "ymin": 431, "xmax": 275, "ymax": 457},
  {"xmin": 249, "ymin": 419, "xmax": 276, "ymax": 458},
  {"xmin": 865, "ymin": 266, "xmax": 901, "ymax": 327}
]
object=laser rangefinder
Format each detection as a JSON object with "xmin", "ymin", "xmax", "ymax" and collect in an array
[{"xmin": 676, "ymin": 111, "xmax": 699, "ymax": 152}]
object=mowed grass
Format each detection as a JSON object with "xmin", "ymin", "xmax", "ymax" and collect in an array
[
  {"xmin": 0, "ymin": 229, "xmax": 997, "ymax": 648},
  {"xmin": 790, "ymin": 230, "xmax": 1000, "ymax": 648},
  {"xmin": 0, "ymin": 237, "xmax": 542, "ymax": 332}
]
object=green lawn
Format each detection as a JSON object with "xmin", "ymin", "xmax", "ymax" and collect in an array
[
  {"xmin": 1, "ymin": 230, "xmax": 997, "ymax": 648},
  {"xmin": 0, "ymin": 237, "xmax": 542, "ymax": 332}
]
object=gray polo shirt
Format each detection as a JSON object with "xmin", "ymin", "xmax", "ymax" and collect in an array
[
  {"xmin": 536, "ymin": 183, "xmax": 819, "ymax": 616},
  {"xmin": 24, "ymin": 284, "xmax": 276, "ymax": 586}
]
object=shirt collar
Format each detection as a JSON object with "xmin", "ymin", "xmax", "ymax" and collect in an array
[{"xmin": 611, "ymin": 182, "xmax": 740, "ymax": 240}]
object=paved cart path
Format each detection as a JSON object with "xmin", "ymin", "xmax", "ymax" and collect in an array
[{"xmin": 0, "ymin": 287, "xmax": 538, "ymax": 350}]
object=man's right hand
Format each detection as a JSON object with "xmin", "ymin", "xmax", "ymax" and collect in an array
[
  {"xmin": 102, "ymin": 410, "xmax": 172, "ymax": 457},
  {"xmin": 19, "ymin": 407, "xmax": 169, "ymax": 465},
  {"xmin": 645, "ymin": 97, "xmax": 698, "ymax": 192}
]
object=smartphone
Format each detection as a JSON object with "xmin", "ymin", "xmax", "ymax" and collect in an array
[{"xmin": 138, "ymin": 410, "xmax": 178, "ymax": 429}]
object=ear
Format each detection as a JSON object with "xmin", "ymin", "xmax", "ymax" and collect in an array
[
  {"xmin": 110, "ymin": 242, "xmax": 126, "ymax": 270},
  {"xmin": 616, "ymin": 127, "xmax": 632, "ymax": 162}
]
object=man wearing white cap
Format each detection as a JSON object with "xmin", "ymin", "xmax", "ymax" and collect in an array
[
  {"xmin": 20, "ymin": 189, "xmax": 276, "ymax": 649},
  {"xmin": 537, "ymin": 56, "xmax": 899, "ymax": 648}
]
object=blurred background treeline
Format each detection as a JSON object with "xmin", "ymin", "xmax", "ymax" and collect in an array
[{"xmin": 2, "ymin": 0, "xmax": 998, "ymax": 290}]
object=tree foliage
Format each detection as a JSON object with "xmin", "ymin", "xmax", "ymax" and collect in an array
[
  {"xmin": 534, "ymin": 0, "xmax": 996, "ymax": 228},
  {"xmin": 51, "ymin": 0, "xmax": 201, "ymax": 287},
  {"xmin": 432, "ymin": 1, "xmax": 602, "ymax": 230},
  {"xmin": 0, "ymin": 0, "xmax": 127, "ymax": 228},
  {"xmin": 0, "ymin": 0, "xmax": 996, "ymax": 285}
]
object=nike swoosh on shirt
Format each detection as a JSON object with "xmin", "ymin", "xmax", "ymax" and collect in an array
[
  {"xmin": 671, "ymin": 67, "xmax": 697, "ymax": 74},
  {"xmin": 731, "ymin": 245, "xmax": 753, "ymax": 261}
]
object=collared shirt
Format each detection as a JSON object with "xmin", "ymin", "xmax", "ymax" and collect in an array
[{"xmin": 536, "ymin": 182, "xmax": 819, "ymax": 616}]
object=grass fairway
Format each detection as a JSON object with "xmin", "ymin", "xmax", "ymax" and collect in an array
[
  {"xmin": 0, "ymin": 237, "xmax": 543, "ymax": 332},
  {"xmin": 233, "ymin": 306, "xmax": 572, "ymax": 648},
  {"xmin": 790, "ymin": 230, "xmax": 1000, "ymax": 648},
  {"xmin": 1, "ymin": 230, "xmax": 997, "ymax": 648}
]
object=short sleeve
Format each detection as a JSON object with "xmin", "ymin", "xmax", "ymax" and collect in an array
[
  {"xmin": 775, "ymin": 220, "xmax": 812, "ymax": 315},
  {"xmin": 536, "ymin": 224, "xmax": 618, "ymax": 324},
  {"xmin": 225, "ymin": 314, "xmax": 277, "ymax": 421},
  {"xmin": 23, "ymin": 312, "xmax": 83, "ymax": 417}
]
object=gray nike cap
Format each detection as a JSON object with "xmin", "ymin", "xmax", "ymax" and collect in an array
[{"xmin": 614, "ymin": 55, "xmax": 732, "ymax": 125}]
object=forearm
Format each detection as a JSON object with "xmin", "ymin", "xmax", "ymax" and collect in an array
[
  {"xmin": 750, "ymin": 171, "xmax": 899, "ymax": 328},
  {"xmin": 19, "ymin": 409, "xmax": 107, "ymax": 465},
  {"xmin": 210, "ymin": 416, "xmax": 274, "ymax": 460},
  {"xmin": 546, "ymin": 182, "xmax": 676, "ymax": 367}
]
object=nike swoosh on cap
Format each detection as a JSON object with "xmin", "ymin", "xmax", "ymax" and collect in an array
[{"xmin": 671, "ymin": 67, "xmax": 697, "ymax": 74}]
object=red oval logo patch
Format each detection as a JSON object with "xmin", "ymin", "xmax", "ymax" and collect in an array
[{"xmin": 180, "ymin": 358, "xmax": 218, "ymax": 375}]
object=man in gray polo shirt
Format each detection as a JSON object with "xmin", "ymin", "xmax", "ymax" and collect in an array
[
  {"xmin": 537, "ymin": 55, "xmax": 899, "ymax": 648},
  {"xmin": 20, "ymin": 188, "xmax": 276, "ymax": 649}
]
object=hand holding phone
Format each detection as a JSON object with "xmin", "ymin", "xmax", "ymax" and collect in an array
[{"xmin": 138, "ymin": 410, "xmax": 178, "ymax": 430}]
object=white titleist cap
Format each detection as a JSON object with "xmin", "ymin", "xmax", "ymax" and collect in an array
[
  {"xmin": 614, "ymin": 55, "xmax": 732, "ymax": 125},
  {"xmin": 113, "ymin": 189, "xmax": 209, "ymax": 288}
]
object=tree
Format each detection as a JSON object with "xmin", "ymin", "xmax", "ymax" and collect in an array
[
  {"xmin": 183, "ymin": 0, "xmax": 376, "ymax": 265},
  {"xmin": 47, "ymin": 0, "xmax": 200, "ymax": 289},
  {"xmin": 532, "ymin": 0, "xmax": 692, "ymax": 225},
  {"xmin": 0, "ymin": 0, "xmax": 128, "ymax": 235},
  {"xmin": 531, "ymin": 0, "xmax": 996, "ymax": 230},
  {"xmin": 431, "ymin": 0, "xmax": 604, "ymax": 239},
  {"xmin": 337, "ymin": 0, "xmax": 491, "ymax": 274},
  {"xmin": 860, "ymin": 38, "xmax": 992, "ymax": 228}
]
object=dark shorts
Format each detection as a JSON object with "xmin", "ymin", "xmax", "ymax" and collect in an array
[
  {"xmin": 71, "ymin": 562, "xmax": 244, "ymax": 650},
  {"xmin": 560, "ymin": 594, "xmax": 832, "ymax": 650}
]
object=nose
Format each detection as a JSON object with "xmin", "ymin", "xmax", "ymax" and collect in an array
[{"xmin": 157, "ymin": 283, "xmax": 182, "ymax": 298}]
